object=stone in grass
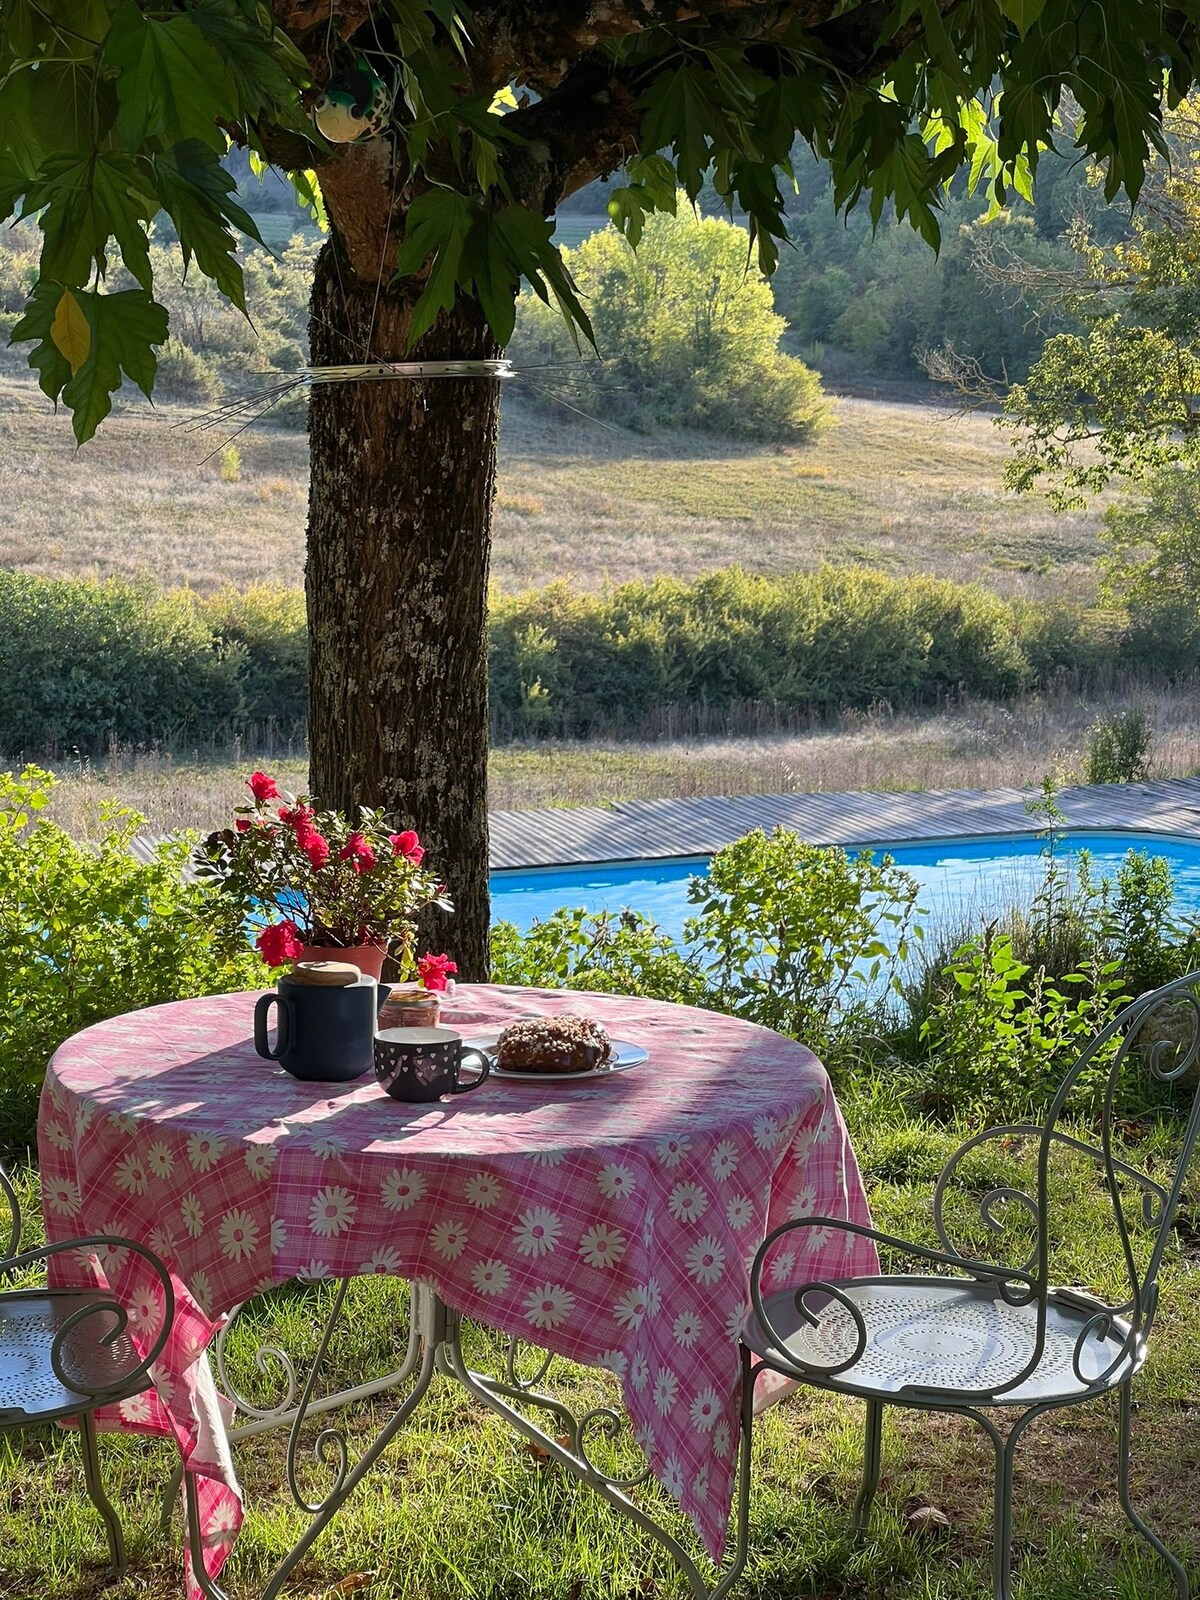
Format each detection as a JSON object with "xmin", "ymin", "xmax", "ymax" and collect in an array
[{"xmin": 905, "ymin": 1501, "xmax": 952, "ymax": 1539}]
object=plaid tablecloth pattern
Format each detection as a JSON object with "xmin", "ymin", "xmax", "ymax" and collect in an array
[{"xmin": 39, "ymin": 984, "xmax": 877, "ymax": 1594}]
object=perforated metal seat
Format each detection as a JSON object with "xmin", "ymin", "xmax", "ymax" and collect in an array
[
  {"xmin": 0, "ymin": 1291, "xmax": 141, "ymax": 1422},
  {"xmin": 744, "ymin": 971, "xmax": 1200, "ymax": 1600},
  {"xmin": 0, "ymin": 1164, "xmax": 174, "ymax": 1576},
  {"xmin": 744, "ymin": 1277, "xmax": 1139, "ymax": 1405}
]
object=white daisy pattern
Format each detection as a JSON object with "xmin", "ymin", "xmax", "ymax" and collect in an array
[
  {"xmin": 656, "ymin": 1135, "xmax": 691, "ymax": 1169},
  {"xmin": 108, "ymin": 1112, "xmax": 138, "ymax": 1136},
  {"xmin": 769, "ymin": 1249, "xmax": 797, "ymax": 1285},
  {"xmin": 186, "ymin": 1133, "xmax": 225, "ymax": 1173},
  {"xmin": 578, "ymin": 1223, "xmax": 627, "ymax": 1270},
  {"xmin": 528, "ymin": 1148, "xmax": 568, "ymax": 1168},
  {"xmin": 470, "ymin": 1259, "xmax": 511, "ymax": 1296},
  {"xmin": 596, "ymin": 1163, "xmax": 635, "ymax": 1199},
  {"xmin": 667, "ymin": 1182, "xmax": 709, "ymax": 1224},
  {"xmin": 753, "ymin": 1115, "xmax": 782, "ymax": 1150},
  {"xmin": 191, "ymin": 1269, "xmax": 213, "ymax": 1310},
  {"xmin": 693, "ymin": 1463, "xmax": 710, "ymax": 1501},
  {"xmin": 380, "ymin": 1167, "xmax": 426, "ymax": 1212},
  {"xmin": 245, "ymin": 1144, "xmax": 276, "ymax": 1178},
  {"xmin": 612, "ymin": 1285, "xmax": 650, "ymax": 1330},
  {"xmin": 310, "ymin": 1135, "xmax": 346, "ymax": 1160},
  {"xmin": 599, "ymin": 1349, "xmax": 628, "ymax": 1377},
  {"xmin": 429, "ymin": 1219, "xmax": 469, "ymax": 1260},
  {"xmin": 712, "ymin": 1419, "xmax": 732, "ymax": 1458},
  {"xmin": 652, "ymin": 1367, "xmax": 679, "ymax": 1417},
  {"xmin": 218, "ymin": 1208, "xmax": 259, "ymax": 1264},
  {"xmin": 299, "ymin": 1259, "xmax": 331, "ymax": 1280},
  {"xmin": 685, "ymin": 1236, "xmax": 727, "ymax": 1287},
  {"xmin": 180, "ymin": 1193, "xmax": 205, "ymax": 1238},
  {"xmin": 43, "ymin": 1177, "xmax": 80, "ymax": 1217},
  {"xmin": 644, "ymin": 1277, "xmax": 663, "ymax": 1316},
  {"xmin": 146, "ymin": 1141, "xmax": 174, "ymax": 1178},
  {"xmin": 629, "ymin": 1353, "xmax": 650, "ymax": 1392},
  {"xmin": 725, "ymin": 1194, "xmax": 754, "ymax": 1231},
  {"xmin": 523, "ymin": 1282, "xmax": 576, "ymax": 1330},
  {"xmin": 126, "ymin": 1289, "xmax": 161, "ymax": 1331},
  {"xmin": 114, "ymin": 1153, "xmax": 148, "ymax": 1195},
  {"xmin": 709, "ymin": 1140, "xmax": 739, "ymax": 1181},
  {"xmin": 43, "ymin": 1119, "xmax": 72, "ymax": 1151},
  {"xmin": 362, "ymin": 1247, "xmax": 403, "ymax": 1275},
  {"xmin": 725, "ymin": 1305, "xmax": 747, "ymax": 1342},
  {"xmin": 672, "ymin": 1310, "xmax": 703, "ymax": 1348},
  {"xmin": 662, "ymin": 1456, "xmax": 685, "ymax": 1499},
  {"xmin": 463, "ymin": 1171, "xmax": 502, "ymax": 1209},
  {"xmin": 118, "ymin": 1393, "xmax": 153, "ymax": 1424},
  {"xmin": 512, "ymin": 1206, "xmax": 562, "ymax": 1258},
  {"xmin": 800, "ymin": 1223, "xmax": 834, "ymax": 1252},
  {"xmin": 308, "ymin": 1185, "xmax": 357, "ymax": 1238},
  {"xmin": 788, "ymin": 1184, "xmax": 818, "ymax": 1220},
  {"xmin": 689, "ymin": 1387, "xmax": 720, "ymax": 1433},
  {"xmin": 270, "ymin": 1218, "xmax": 287, "ymax": 1251}
]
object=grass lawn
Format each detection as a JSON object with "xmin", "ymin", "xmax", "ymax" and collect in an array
[
  {"xmin": 0, "ymin": 376, "xmax": 1102, "ymax": 604},
  {"xmin": 4, "ymin": 1096, "xmax": 1199, "ymax": 1600}
]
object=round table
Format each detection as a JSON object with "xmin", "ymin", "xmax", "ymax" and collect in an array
[{"xmin": 40, "ymin": 984, "xmax": 878, "ymax": 1600}]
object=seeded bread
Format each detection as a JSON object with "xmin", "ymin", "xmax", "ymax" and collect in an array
[{"xmin": 495, "ymin": 1015, "xmax": 613, "ymax": 1074}]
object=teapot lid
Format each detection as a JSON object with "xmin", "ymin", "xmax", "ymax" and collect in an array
[{"xmin": 291, "ymin": 960, "xmax": 362, "ymax": 987}]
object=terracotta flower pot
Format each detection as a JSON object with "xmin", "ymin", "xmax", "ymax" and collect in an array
[{"xmin": 296, "ymin": 942, "xmax": 388, "ymax": 980}]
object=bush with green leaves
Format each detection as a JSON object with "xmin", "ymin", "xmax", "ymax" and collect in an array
[
  {"xmin": 1085, "ymin": 707, "xmax": 1154, "ymax": 785},
  {"xmin": 0, "ymin": 767, "xmax": 263, "ymax": 1152},
  {"xmin": 511, "ymin": 205, "xmax": 826, "ymax": 441}
]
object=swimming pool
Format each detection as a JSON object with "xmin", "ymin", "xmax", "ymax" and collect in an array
[{"xmin": 489, "ymin": 831, "xmax": 1200, "ymax": 941}]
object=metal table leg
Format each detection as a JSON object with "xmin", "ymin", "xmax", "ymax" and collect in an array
[{"xmin": 180, "ymin": 1280, "xmax": 753, "ymax": 1600}]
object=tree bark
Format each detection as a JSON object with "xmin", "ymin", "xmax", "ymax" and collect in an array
[{"xmin": 306, "ymin": 238, "xmax": 500, "ymax": 980}]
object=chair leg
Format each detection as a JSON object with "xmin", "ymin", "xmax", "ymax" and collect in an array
[
  {"xmin": 1118, "ymin": 1384, "xmax": 1190, "ymax": 1600},
  {"xmin": 852, "ymin": 1397, "xmax": 884, "ymax": 1532},
  {"xmin": 78, "ymin": 1411, "xmax": 126, "ymax": 1575}
]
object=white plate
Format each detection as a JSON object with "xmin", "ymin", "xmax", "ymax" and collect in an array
[{"xmin": 461, "ymin": 1034, "xmax": 648, "ymax": 1081}]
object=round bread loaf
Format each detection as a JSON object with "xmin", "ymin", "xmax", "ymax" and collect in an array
[{"xmin": 495, "ymin": 1015, "xmax": 613, "ymax": 1075}]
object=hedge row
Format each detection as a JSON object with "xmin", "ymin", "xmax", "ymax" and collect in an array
[{"xmin": 0, "ymin": 565, "xmax": 1191, "ymax": 753}]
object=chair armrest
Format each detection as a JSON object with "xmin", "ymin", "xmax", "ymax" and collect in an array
[{"xmin": 3, "ymin": 1235, "xmax": 175, "ymax": 1402}]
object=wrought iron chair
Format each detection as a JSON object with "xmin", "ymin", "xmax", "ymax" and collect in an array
[
  {"xmin": 0, "ymin": 1161, "xmax": 174, "ymax": 1573},
  {"xmin": 742, "ymin": 970, "xmax": 1200, "ymax": 1600}
]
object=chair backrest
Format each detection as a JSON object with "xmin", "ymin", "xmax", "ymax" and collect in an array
[
  {"xmin": 928, "ymin": 968, "xmax": 1200, "ymax": 1399},
  {"xmin": 0, "ymin": 1161, "xmax": 20, "ymax": 1264}
]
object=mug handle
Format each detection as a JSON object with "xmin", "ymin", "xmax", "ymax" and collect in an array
[
  {"xmin": 254, "ymin": 993, "xmax": 291, "ymax": 1061},
  {"xmin": 451, "ymin": 1048, "xmax": 490, "ymax": 1094}
]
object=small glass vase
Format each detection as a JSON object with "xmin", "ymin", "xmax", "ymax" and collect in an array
[{"xmin": 377, "ymin": 984, "xmax": 442, "ymax": 1029}]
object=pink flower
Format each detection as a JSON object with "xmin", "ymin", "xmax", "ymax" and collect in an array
[
  {"xmin": 248, "ymin": 772, "xmax": 279, "ymax": 803},
  {"xmin": 257, "ymin": 920, "xmax": 304, "ymax": 967},
  {"xmin": 338, "ymin": 832, "xmax": 376, "ymax": 875},
  {"xmin": 299, "ymin": 829, "xmax": 330, "ymax": 870},
  {"xmin": 417, "ymin": 952, "xmax": 457, "ymax": 991},
  {"xmin": 390, "ymin": 829, "xmax": 425, "ymax": 865}
]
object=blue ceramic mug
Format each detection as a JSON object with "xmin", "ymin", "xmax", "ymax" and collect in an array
[{"xmin": 254, "ymin": 973, "xmax": 392, "ymax": 1082}]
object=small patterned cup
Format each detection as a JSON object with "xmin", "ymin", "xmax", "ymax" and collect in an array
[{"xmin": 373, "ymin": 1027, "xmax": 490, "ymax": 1103}]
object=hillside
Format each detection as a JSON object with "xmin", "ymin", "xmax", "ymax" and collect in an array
[{"xmin": 0, "ymin": 375, "xmax": 1101, "ymax": 602}]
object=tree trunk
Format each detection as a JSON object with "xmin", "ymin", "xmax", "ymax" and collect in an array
[{"xmin": 306, "ymin": 238, "xmax": 500, "ymax": 980}]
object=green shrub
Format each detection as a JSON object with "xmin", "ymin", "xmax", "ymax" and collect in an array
[
  {"xmin": 511, "ymin": 204, "xmax": 827, "ymax": 442},
  {"xmin": 204, "ymin": 585, "xmax": 308, "ymax": 727},
  {"xmin": 0, "ymin": 767, "xmax": 263, "ymax": 1151},
  {"xmin": 1085, "ymin": 707, "xmax": 1154, "ymax": 784},
  {"xmin": 154, "ymin": 337, "xmax": 221, "ymax": 403},
  {"xmin": 0, "ymin": 572, "xmax": 246, "ymax": 752}
]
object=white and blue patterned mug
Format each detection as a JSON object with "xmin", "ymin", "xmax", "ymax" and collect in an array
[{"xmin": 373, "ymin": 1027, "xmax": 491, "ymax": 1102}]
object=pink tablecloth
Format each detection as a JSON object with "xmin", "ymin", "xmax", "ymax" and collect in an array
[{"xmin": 39, "ymin": 984, "xmax": 877, "ymax": 1594}]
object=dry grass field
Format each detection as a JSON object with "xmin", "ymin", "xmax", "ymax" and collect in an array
[
  {"xmin": 43, "ymin": 682, "xmax": 1200, "ymax": 840},
  {"xmin": 0, "ymin": 373, "xmax": 1102, "ymax": 601}
]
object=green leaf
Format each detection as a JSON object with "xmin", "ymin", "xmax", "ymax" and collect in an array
[
  {"xmin": 998, "ymin": 0, "xmax": 1046, "ymax": 37},
  {"xmin": 641, "ymin": 65, "xmax": 730, "ymax": 199},
  {"xmin": 153, "ymin": 142, "xmax": 262, "ymax": 312},
  {"xmin": 23, "ymin": 152, "xmax": 156, "ymax": 289},
  {"xmin": 11, "ymin": 281, "xmax": 168, "ymax": 442},
  {"xmin": 395, "ymin": 188, "xmax": 474, "ymax": 345},
  {"xmin": 104, "ymin": 1, "xmax": 236, "ymax": 149}
]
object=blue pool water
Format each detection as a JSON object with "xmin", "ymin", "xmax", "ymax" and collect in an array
[{"xmin": 490, "ymin": 831, "xmax": 1200, "ymax": 942}]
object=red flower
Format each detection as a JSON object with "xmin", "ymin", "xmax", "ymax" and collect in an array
[
  {"xmin": 235, "ymin": 819, "xmax": 251, "ymax": 833},
  {"xmin": 390, "ymin": 829, "xmax": 425, "ymax": 865},
  {"xmin": 299, "ymin": 829, "xmax": 330, "ymax": 870},
  {"xmin": 280, "ymin": 802, "xmax": 315, "ymax": 829},
  {"xmin": 257, "ymin": 920, "xmax": 304, "ymax": 967},
  {"xmin": 417, "ymin": 952, "xmax": 457, "ymax": 991},
  {"xmin": 338, "ymin": 831, "xmax": 376, "ymax": 875},
  {"xmin": 248, "ymin": 771, "xmax": 279, "ymax": 803}
]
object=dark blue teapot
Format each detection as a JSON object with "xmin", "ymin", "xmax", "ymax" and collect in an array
[{"xmin": 254, "ymin": 962, "xmax": 392, "ymax": 1082}]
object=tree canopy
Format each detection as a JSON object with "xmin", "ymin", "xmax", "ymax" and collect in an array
[{"xmin": 6, "ymin": 1, "xmax": 1200, "ymax": 443}]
